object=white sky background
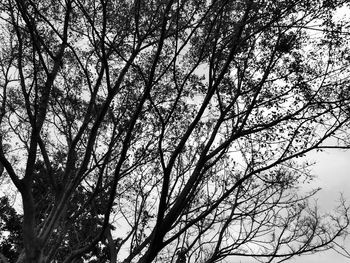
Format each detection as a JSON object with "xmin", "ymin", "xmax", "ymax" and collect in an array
[
  {"xmin": 232, "ymin": 149, "xmax": 350, "ymax": 263},
  {"xmin": 292, "ymin": 148, "xmax": 350, "ymax": 263},
  {"xmin": 290, "ymin": 7, "xmax": 350, "ymax": 263}
]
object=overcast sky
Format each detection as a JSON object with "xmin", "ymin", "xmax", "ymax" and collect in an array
[{"xmin": 293, "ymin": 148, "xmax": 350, "ymax": 263}]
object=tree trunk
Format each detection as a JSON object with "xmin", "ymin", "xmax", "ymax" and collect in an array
[
  {"xmin": 21, "ymin": 187, "xmax": 44, "ymax": 263},
  {"xmin": 15, "ymin": 249, "xmax": 43, "ymax": 263},
  {"xmin": 15, "ymin": 251, "xmax": 25, "ymax": 263}
]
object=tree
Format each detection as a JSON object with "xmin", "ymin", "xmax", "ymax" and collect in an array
[
  {"xmin": 0, "ymin": 196, "xmax": 22, "ymax": 262},
  {"xmin": 0, "ymin": 0, "xmax": 350, "ymax": 262}
]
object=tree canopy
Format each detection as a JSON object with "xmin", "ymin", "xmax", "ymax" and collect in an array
[{"xmin": 0, "ymin": 0, "xmax": 350, "ymax": 262}]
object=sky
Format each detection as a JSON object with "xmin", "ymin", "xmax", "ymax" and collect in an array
[
  {"xmin": 289, "ymin": 6, "xmax": 350, "ymax": 263},
  {"xmin": 292, "ymin": 148, "xmax": 350, "ymax": 263}
]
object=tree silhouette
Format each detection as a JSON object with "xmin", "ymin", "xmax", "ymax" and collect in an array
[
  {"xmin": 0, "ymin": 196, "xmax": 22, "ymax": 262},
  {"xmin": 0, "ymin": 0, "xmax": 350, "ymax": 262}
]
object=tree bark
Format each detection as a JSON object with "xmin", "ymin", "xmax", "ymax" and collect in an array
[{"xmin": 21, "ymin": 186, "xmax": 43, "ymax": 263}]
